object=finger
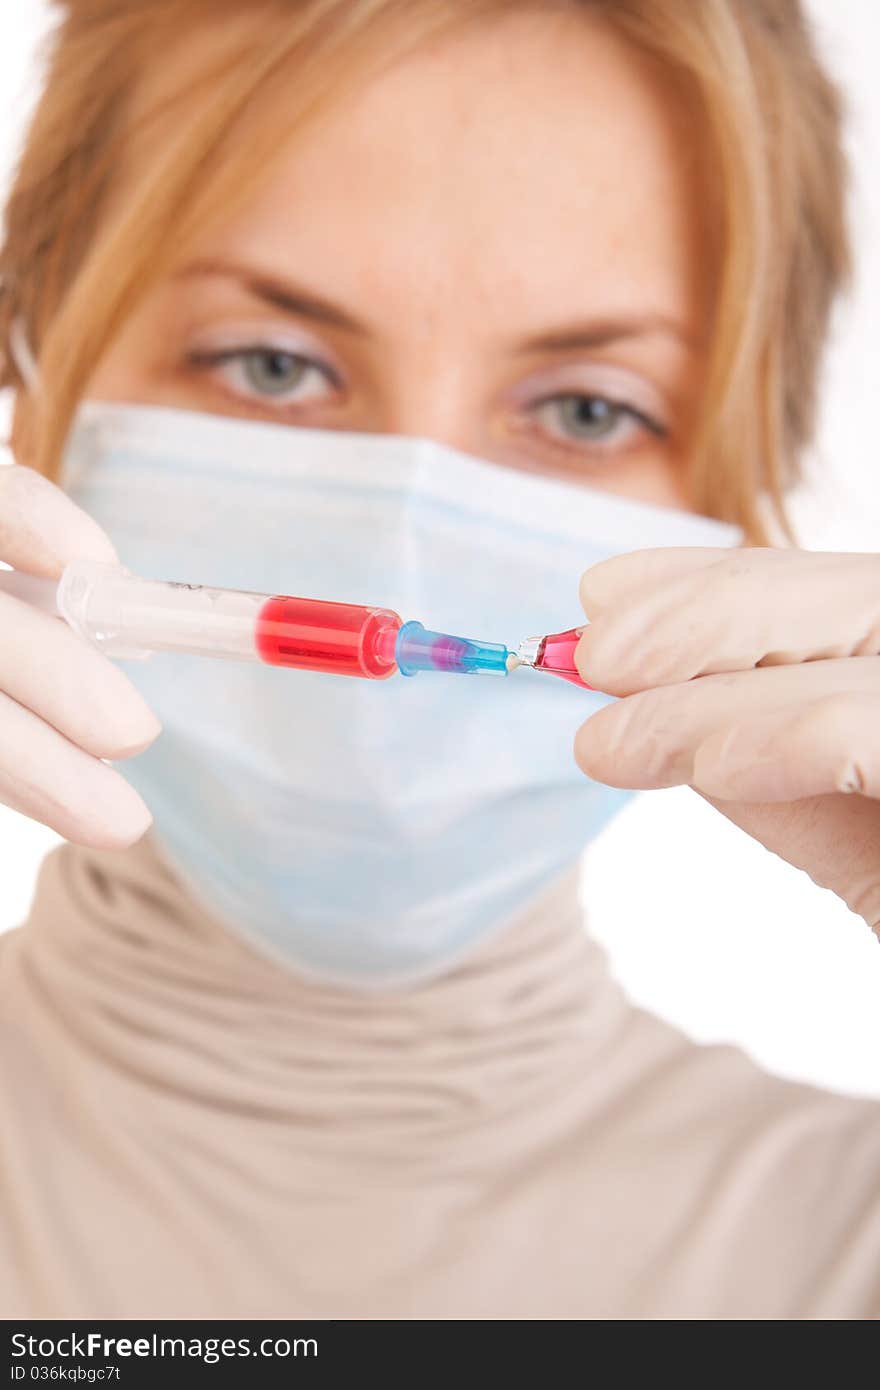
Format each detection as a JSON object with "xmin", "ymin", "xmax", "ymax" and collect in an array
[
  {"xmin": 0, "ymin": 462, "xmax": 119, "ymax": 576},
  {"xmin": 0, "ymin": 688, "xmax": 154, "ymax": 849},
  {"xmin": 0, "ymin": 589, "xmax": 161, "ymax": 757},
  {"xmin": 579, "ymin": 546, "xmax": 738, "ymax": 618},
  {"xmin": 573, "ymin": 656, "xmax": 880, "ymax": 790},
  {"xmin": 576, "ymin": 549, "xmax": 880, "ymax": 696},
  {"xmin": 692, "ymin": 692, "xmax": 880, "ymax": 801}
]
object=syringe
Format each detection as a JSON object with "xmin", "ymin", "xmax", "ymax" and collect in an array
[{"xmin": 0, "ymin": 561, "xmax": 593, "ymax": 687}]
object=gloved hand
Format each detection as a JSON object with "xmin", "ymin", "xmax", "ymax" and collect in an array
[
  {"xmin": 0, "ymin": 464, "xmax": 161, "ymax": 847},
  {"xmin": 574, "ymin": 546, "xmax": 880, "ymax": 936}
]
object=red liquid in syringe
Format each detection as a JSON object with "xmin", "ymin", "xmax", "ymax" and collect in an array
[{"xmin": 255, "ymin": 595, "xmax": 401, "ymax": 678}]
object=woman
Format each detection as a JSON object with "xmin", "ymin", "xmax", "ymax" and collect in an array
[{"xmin": 0, "ymin": 0, "xmax": 878, "ymax": 1318}]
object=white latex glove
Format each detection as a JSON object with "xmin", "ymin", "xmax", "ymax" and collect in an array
[
  {"xmin": 0, "ymin": 464, "xmax": 161, "ymax": 847},
  {"xmin": 574, "ymin": 547, "xmax": 880, "ymax": 936}
]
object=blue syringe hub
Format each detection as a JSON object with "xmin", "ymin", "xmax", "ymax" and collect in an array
[{"xmin": 394, "ymin": 620, "xmax": 511, "ymax": 677}]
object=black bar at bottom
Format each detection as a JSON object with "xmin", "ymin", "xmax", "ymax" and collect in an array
[{"xmin": 2, "ymin": 1319, "xmax": 566, "ymax": 1382}]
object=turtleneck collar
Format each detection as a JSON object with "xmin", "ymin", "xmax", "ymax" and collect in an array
[{"xmin": 13, "ymin": 829, "xmax": 630, "ymax": 1167}]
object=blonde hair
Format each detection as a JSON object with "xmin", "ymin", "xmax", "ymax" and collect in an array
[{"xmin": 0, "ymin": 0, "xmax": 851, "ymax": 543}]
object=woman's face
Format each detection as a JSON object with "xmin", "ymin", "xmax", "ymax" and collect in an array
[{"xmin": 84, "ymin": 7, "xmax": 711, "ymax": 511}]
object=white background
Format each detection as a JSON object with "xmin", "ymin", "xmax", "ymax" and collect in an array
[{"xmin": 1, "ymin": 2, "xmax": 878, "ymax": 1098}]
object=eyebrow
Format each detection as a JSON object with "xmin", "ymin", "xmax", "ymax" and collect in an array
[
  {"xmin": 171, "ymin": 258, "xmax": 370, "ymax": 336},
  {"xmin": 172, "ymin": 257, "xmax": 697, "ymax": 353},
  {"xmin": 515, "ymin": 315, "xmax": 698, "ymax": 355}
]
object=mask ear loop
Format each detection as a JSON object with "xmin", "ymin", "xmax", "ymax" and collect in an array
[
  {"xmin": 0, "ymin": 303, "xmax": 44, "ymax": 471},
  {"xmin": 8, "ymin": 313, "xmax": 42, "ymax": 393}
]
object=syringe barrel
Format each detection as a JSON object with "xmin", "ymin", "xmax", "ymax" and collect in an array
[
  {"xmin": 57, "ymin": 561, "xmax": 263, "ymax": 661},
  {"xmin": 56, "ymin": 561, "xmax": 402, "ymax": 678},
  {"xmin": 256, "ymin": 595, "xmax": 400, "ymax": 678}
]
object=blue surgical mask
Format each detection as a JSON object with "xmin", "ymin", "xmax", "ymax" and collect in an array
[{"xmin": 55, "ymin": 398, "xmax": 741, "ymax": 988}]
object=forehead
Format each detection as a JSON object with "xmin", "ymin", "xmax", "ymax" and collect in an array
[{"xmin": 146, "ymin": 7, "xmax": 708, "ymax": 330}]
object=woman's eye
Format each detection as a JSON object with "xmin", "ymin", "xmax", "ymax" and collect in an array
[
  {"xmin": 532, "ymin": 393, "xmax": 664, "ymax": 452},
  {"xmin": 186, "ymin": 346, "xmax": 337, "ymax": 407}
]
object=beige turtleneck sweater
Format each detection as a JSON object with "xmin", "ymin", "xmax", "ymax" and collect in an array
[{"xmin": 1, "ymin": 829, "xmax": 878, "ymax": 1319}]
